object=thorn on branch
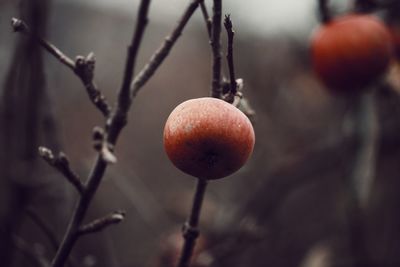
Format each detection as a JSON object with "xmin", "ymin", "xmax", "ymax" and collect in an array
[
  {"xmin": 78, "ymin": 211, "xmax": 126, "ymax": 236},
  {"xmin": 38, "ymin": 146, "xmax": 85, "ymax": 194}
]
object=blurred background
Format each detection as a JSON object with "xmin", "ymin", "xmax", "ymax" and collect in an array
[{"xmin": 1, "ymin": 0, "xmax": 400, "ymax": 266}]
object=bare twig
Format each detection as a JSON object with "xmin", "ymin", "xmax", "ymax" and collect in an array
[
  {"xmin": 11, "ymin": 18, "xmax": 75, "ymax": 69},
  {"xmin": 210, "ymin": 0, "xmax": 222, "ymax": 98},
  {"xmin": 11, "ymin": 18, "xmax": 111, "ymax": 117},
  {"xmin": 13, "ymin": 1, "xmax": 204, "ymax": 266},
  {"xmin": 318, "ymin": 0, "xmax": 331, "ymax": 24},
  {"xmin": 50, "ymin": 1, "xmax": 152, "ymax": 266},
  {"xmin": 200, "ymin": 1, "xmax": 212, "ymax": 36},
  {"xmin": 131, "ymin": 0, "xmax": 203, "ymax": 97},
  {"xmin": 116, "ymin": 0, "xmax": 151, "ymax": 115},
  {"xmin": 223, "ymin": 15, "xmax": 237, "ymax": 103},
  {"xmin": 177, "ymin": 179, "xmax": 208, "ymax": 267},
  {"xmin": 78, "ymin": 211, "xmax": 125, "ymax": 236},
  {"xmin": 38, "ymin": 147, "xmax": 84, "ymax": 195}
]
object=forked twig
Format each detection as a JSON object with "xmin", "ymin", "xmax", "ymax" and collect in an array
[
  {"xmin": 38, "ymin": 147, "xmax": 84, "ymax": 195},
  {"xmin": 11, "ymin": 18, "xmax": 111, "ymax": 117},
  {"xmin": 12, "ymin": 1, "xmax": 210, "ymax": 266},
  {"xmin": 131, "ymin": 0, "xmax": 204, "ymax": 97},
  {"xmin": 49, "ymin": 1, "xmax": 152, "ymax": 265}
]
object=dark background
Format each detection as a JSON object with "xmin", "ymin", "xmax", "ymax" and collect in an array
[{"xmin": 1, "ymin": 1, "xmax": 400, "ymax": 267}]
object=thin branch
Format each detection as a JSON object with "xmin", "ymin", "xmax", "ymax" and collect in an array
[
  {"xmin": 78, "ymin": 211, "xmax": 125, "ymax": 236},
  {"xmin": 74, "ymin": 53, "xmax": 111, "ymax": 117},
  {"xmin": 177, "ymin": 179, "xmax": 208, "ymax": 267},
  {"xmin": 223, "ymin": 15, "xmax": 237, "ymax": 103},
  {"xmin": 130, "ymin": 0, "xmax": 203, "ymax": 97},
  {"xmin": 318, "ymin": 0, "xmax": 331, "ymax": 24},
  {"xmin": 210, "ymin": 0, "xmax": 222, "ymax": 98},
  {"xmin": 50, "ymin": 1, "xmax": 152, "ymax": 266},
  {"xmin": 11, "ymin": 18, "xmax": 111, "ymax": 117},
  {"xmin": 200, "ymin": 1, "xmax": 212, "ymax": 36},
  {"xmin": 116, "ymin": 0, "xmax": 151, "ymax": 114},
  {"xmin": 11, "ymin": 18, "xmax": 75, "ymax": 69},
  {"xmin": 38, "ymin": 146, "xmax": 84, "ymax": 195}
]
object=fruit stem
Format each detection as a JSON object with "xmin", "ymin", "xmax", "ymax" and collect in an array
[
  {"xmin": 177, "ymin": 178, "xmax": 208, "ymax": 267},
  {"xmin": 318, "ymin": 0, "xmax": 332, "ymax": 24}
]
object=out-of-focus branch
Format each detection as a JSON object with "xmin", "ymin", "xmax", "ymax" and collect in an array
[
  {"xmin": 38, "ymin": 147, "xmax": 84, "ymax": 195},
  {"xmin": 210, "ymin": 0, "xmax": 222, "ymax": 98},
  {"xmin": 354, "ymin": 0, "xmax": 378, "ymax": 12},
  {"xmin": 318, "ymin": 0, "xmax": 331, "ymax": 24},
  {"xmin": 11, "ymin": 18, "xmax": 111, "ymax": 117},
  {"xmin": 78, "ymin": 211, "xmax": 125, "ymax": 236},
  {"xmin": 131, "ymin": 0, "xmax": 203, "ymax": 97}
]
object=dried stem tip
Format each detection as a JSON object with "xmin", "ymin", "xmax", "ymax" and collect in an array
[{"xmin": 11, "ymin": 18, "xmax": 28, "ymax": 32}]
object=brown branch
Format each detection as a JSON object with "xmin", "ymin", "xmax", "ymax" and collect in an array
[
  {"xmin": 78, "ymin": 211, "xmax": 125, "ymax": 236},
  {"xmin": 11, "ymin": 18, "xmax": 75, "ymax": 69},
  {"xmin": 38, "ymin": 147, "xmax": 84, "ymax": 195},
  {"xmin": 131, "ymin": 0, "xmax": 203, "ymax": 97},
  {"xmin": 223, "ymin": 15, "xmax": 237, "ymax": 103},
  {"xmin": 11, "ymin": 18, "xmax": 111, "ymax": 117},
  {"xmin": 210, "ymin": 0, "xmax": 222, "ymax": 98},
  {"xmin": 318, "ymin": 0, "xmax": 331, "ymax": 24},
  {"xmin": 50, "ymin": 1, "xmax": 152, "ymax": 266},
  {"xmin": 177, "ymin": 179, "xmax": 208, "ymax": 267},
  {"xmin": 200, "ymin": 1, "xmax": 212, "ymax": 36}
]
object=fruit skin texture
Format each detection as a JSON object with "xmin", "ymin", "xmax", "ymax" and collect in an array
[
  {"xmin": 163, "ymin": 97, "xmax": 255, "ymax": 180},
  {"xmin": 311, "ymin": 14, "xmax": 393, "ymax": 93}
]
